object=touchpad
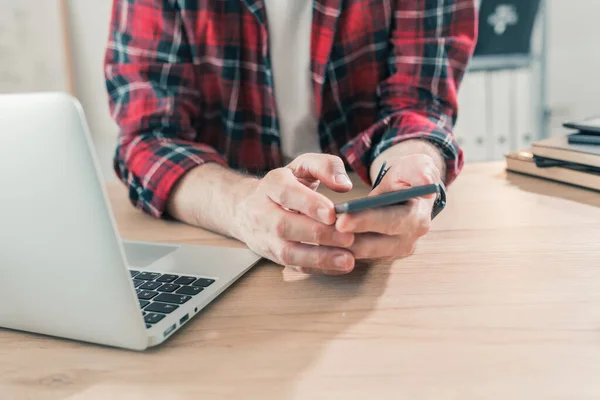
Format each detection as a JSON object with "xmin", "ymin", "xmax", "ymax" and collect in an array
[{"xmin": 122, "ymin": 241, "xmax": 179, "ymax": 268}]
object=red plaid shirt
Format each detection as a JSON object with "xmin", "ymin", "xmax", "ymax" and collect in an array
[{"xmin": 105, "ymin": 0, "xmax": 477, "ymax": 218}]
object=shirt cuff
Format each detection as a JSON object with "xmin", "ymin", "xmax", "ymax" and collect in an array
[
  {"xmin": 115, "ymin": 142, "xmax": 228, "ymax": 219},
  {"xmin": 341, "ymin": 111, "xmax": 464, "ymax": 186}
]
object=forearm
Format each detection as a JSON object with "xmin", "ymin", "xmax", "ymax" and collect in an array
[
  {"xmin": 370, "ymin": 139, "xmax": 446, "ymax": 184},
  {"xmin": 344, "ymin": 0, "xmax": 474, "ymax": 187},
  {"xmin": 166, "ymin": 163, "xmax": 258, "ymax": 240}
]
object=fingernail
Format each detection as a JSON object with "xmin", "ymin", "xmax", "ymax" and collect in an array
[
  {"xmin": 334, "ymin": 253, "xmax": 350, "ymax": 269},
  {"xmin": 317, "ymin": 207, "xmax": 331, "ymax": 224},
  {"xmin": 334, "ymin": 174, "xmax": 352, "ymax": 187},
  {"xmin": 333, "ymin": 231, "xmax": 353, "ymax": 246}
]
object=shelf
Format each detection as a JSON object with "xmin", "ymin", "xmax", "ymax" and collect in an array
[{"xmin": 468, "ymin": 55, "xmax": 538, "ymax": 72}]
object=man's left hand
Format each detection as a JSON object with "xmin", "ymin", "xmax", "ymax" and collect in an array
[{"xmin": 335, "ymin": 153, "xmax": 441, "ymax": 261}]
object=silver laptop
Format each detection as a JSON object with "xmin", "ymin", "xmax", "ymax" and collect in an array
[{"xmin": 0, "ymin": 92, "xmax": 261, "ymax": 350}]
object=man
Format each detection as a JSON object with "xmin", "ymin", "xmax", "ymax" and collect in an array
[{"xmin": 104, "ymin": 0, "xmax": 477, "ymax": 275}]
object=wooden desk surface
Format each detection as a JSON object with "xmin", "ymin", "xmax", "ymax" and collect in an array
[{"xmin": 2, "ymin": 162, "xmax": 600, "ymax": 399}]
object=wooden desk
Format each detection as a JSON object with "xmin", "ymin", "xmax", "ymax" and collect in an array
[{"xmin": 2, "ymin": 162, "xmax": 600, "ymax": 399}]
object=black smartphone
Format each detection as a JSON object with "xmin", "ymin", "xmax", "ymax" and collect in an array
[
  {"xmin": 568, "ymin": 133, "xmax": 600, "ymax": 146},
  {"xmin": 563, "ymin": 117, "xmax": 600, "ymax": 135},
  {"xmin": 334, "ymin": 184, "xmax": 439, "ymax": 214}
]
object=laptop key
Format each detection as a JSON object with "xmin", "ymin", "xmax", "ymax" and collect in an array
[
  {"xmin": 137, "ymin": 290, "xmax": 159, "ymax": 300},
  {"xmin": 144, "ymin": 313, "xmax": 166, "ymax": 324},
  {"xmin": 157, "ymin": 274, "xmax": 178, "ymax": 283},
  {"xmin": 139, "ymin": 300, "xmax": 150, "ymax": 309},
  {"xmin": 157, "ymin": 284, "xmax": 180, "ymax": 293},
  {"xmin": 133, "ymin": 279, "xmax": 144, "ymax": 288},
  {"xmin": 154, "ymin": 293, "xmax": 192, "ymax": 305},
  {"xmin": 146, "ymin": 324, "xmax": 152, "ymax": 329},
  {"xmin": 176, "ymin": 286, "xmax": 203, "ymax": 296},
  {"xmin": 192, "ymin": 278, "xmax": 215, "ymax": 288},
  {"xmin": 173, "ymin": 276, "xmax": 196, "ymax": 285},
  {"xmin": 136, "ymin": 272, "xmax": 161, "ymax": 281},
  {"xmin": 145, "ymin": 302, "xmax": 179, "ymax": 314},
  {"xmin": 140, "ymin": 281, "xmax": 162, "ymax": 290},
  {"xmin": 130, "ymin": 270, "xmax": 140, "ymax": 278}
]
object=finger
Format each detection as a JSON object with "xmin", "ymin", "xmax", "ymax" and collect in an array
[
  {"xmin": 371, "ymin": 154, "xmax": 441, "ymax": 197},
  {"xmin": 288, "ymin": 266, "xmax": 351, "ymax": 276},
  {"xmin": 271, "ymin": 241, "xmax": 355, "ymax": 273},
  {"xmin": 274, "ymin": 210, "xmax": 354, "ymax": 247},
  {"xmin": 287, "ymin": 153, "xmax": 353, "ymax": 193},
  {"xmin": 350, "ymin": 233, "xmax": 416, "ymax": 260},
  {"xmin": 335, "ymin": 203, "xmax": 412, "ymax": 235},
  {"xmin": 336, "ymin": 197, "xmax": 434, "ymax": 236},
  {"xmin": 265, "ymin": 168, "xmax": 336, "ymax": 224}
]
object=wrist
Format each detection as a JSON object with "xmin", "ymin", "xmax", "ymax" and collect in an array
[
  {"xmin": 228, "ymin": 176, "xmax": 259, "ymax": 241},
  {"xmin": 371, "ymin": 139, "xmax": 446, "ymax": 183},
  {"xmin": 166, "ymin": 162, "xmax": 258, "ymax": 240}
]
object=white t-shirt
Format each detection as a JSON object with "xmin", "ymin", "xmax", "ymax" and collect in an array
[{"xmin": 264, "ymin": 0, "xmax": 321, "ymax": 162}]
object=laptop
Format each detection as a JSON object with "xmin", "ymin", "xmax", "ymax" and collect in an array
[{"xmin": 0, "ymin": 92, "xmax": 261, "ymax": 350}]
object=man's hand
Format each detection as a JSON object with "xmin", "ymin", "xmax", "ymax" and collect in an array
[
  {"xmin": 335, "ymin": 143, "xmax": 443, "ymax": 261},
  {"xmin": 233, "ymin": 154, "xmax": 356, "ymax": 275},
  {"xmin": 167, "ymin": 139, "xmax": 444, "ymax": 271}
]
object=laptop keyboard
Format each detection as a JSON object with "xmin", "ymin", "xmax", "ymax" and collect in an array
[{"xmin": 129, "ymin": 270, "xmax": 215, "ymax": 329}]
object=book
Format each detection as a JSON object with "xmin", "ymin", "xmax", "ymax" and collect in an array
[
  {"xmin": 505, "ymin": 149, "xmax": 600, "ymax": 192},
  {"xmin": 531, "ymin": 135, "xmax": 600, "ymax": 168}
]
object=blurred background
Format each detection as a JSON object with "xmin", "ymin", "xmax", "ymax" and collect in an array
[{"xmin": 1, "ymin": 0, "xmax": 598, "ymax": 182}]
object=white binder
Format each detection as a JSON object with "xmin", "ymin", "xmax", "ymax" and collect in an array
[{"xmin": 455, "ymin": 72, "xmax": 488, "ymax": 163}]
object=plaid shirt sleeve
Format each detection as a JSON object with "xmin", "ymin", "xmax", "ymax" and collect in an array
[
  {"xmin": 104, "ymin": 0, "xmax": 227, "ymax": 218},
  {"xmin": 341, "ymin": 0, "xmax": 477, "ymax": 186}
]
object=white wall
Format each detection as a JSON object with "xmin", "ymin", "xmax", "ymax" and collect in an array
[
  {"xmin": 454, "ymin": 0, "xmax": 600, "ymax": 162},
  {"xmin": 59, "ymin": 0, "xmax": 600, "ymax": 176},
  {"xmin": 546, "ymin": 0, "xmax": 600, "ymax": 126},
  {"xmin": 66, "ymin": 0, "xmax": 117, "ymax": 180}
]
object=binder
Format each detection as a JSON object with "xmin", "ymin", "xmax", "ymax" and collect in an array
[{"xmin": 455, "ymin": 73, "xmax": 488, "ymax": 162}]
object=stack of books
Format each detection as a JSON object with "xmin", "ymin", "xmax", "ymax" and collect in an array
[{"xmin": 505, "ymin": 118, "xmax": 600, "ymax": 191}]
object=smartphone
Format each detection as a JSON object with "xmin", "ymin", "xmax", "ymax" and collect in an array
[
  {"xmin": 568, "ymin": 132, "xmax": 600, "ymax": 146},
  {"xmin": 334, "ymin": 184, "xmax": 439, "ymax": 214},
  {"xmin": 563, "ymin": 117, "xmax": 600, "ymax": 135}
]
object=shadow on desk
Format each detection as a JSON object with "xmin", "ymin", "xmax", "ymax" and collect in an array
[
  {"xmin": 504, "ymin": 171, "xmax": 600, "ymax": 208},
  {"xmin": 145, "ymin": 261, "xmax": 393, "ymax": 398}
]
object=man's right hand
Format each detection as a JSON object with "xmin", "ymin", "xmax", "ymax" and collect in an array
[{"xmin": 232, "ymin": 154, "xmax": 356, "ymax": 275}]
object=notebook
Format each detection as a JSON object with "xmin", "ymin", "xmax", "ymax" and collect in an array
[
  {"xmin": 505, "ymin": 149, "xmax": 600, "ymax": 191},
  {"xmin": 531, "ymin": 136, "xmax": 600, "ymax": 168}
]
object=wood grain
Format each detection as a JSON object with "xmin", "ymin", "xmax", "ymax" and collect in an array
[{"xmin": 2, "ymin": 162, "xmax": 600, "ymax": 400}]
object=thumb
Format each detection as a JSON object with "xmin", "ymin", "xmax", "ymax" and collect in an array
[{"xmin": 287, "ymin": 153, "xmax": 353, "ymax": 193}]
